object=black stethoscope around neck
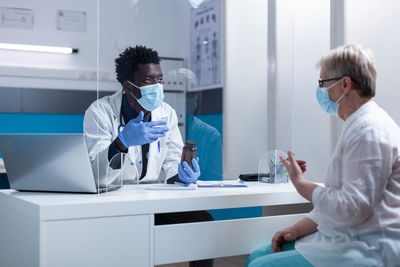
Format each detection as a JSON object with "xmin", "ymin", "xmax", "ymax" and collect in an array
[
  {"xmin": 117, "ymin": 97, "xmax": 155, "ymax": 147},
  {"xmin": 117, "ymin": 94, "xmax": 160, "ymax": 153},
  {"xmin": 118, "ymin": 95, "xmax": 136, "ymax": 134},
  {"xmin": 118, "ymin": 96, "xmax": 126, "ymax": 135},
  {"xmin": 118, "ymin": 109, "xmax": 125, "ymax": 135}
]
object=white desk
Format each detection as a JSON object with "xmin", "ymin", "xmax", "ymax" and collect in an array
[{"xmin": 0, "ymin": 182, "xmax": 309, "ymax": 267}]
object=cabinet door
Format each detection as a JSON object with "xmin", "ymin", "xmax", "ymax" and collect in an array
[{"xmin": 43, "ymin": 215, "xmax": 151, "ymax": 267}]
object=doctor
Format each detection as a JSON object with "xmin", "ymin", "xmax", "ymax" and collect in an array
[
  {"xmin": 84, "ymin": 45, "xmax": 200, "ymax": 185},
  {"xmin": 246, "ymin": 44, "xmax": 400, "ymax": 266},
  {"xmin": 84, "ymin": 45, "xmax": 213, "ymax": 267}
]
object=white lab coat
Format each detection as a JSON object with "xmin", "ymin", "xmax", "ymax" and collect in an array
[
  {"xmin": 295, "ymin": 101, "xmax": 400, "ymax": 266},
  {"xmin": 83, "ymin": 90, "xmax": 183, "ymax": 185}
]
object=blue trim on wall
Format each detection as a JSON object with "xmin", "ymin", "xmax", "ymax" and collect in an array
[{"xmin": 0, "ymin": 113, "xmax": 84, "ymax": 133}]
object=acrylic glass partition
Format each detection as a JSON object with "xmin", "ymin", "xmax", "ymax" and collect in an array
[
  {"xmin": 0, "ymin": 1, "xmax": 99, "ymax": 191},
  {"xmin": 260, "ymin": 6, "xmax": 295, "ymax": 184},
  {"xmin": 94, "ymin": 0, "xmax": 296, "ymax": 190},
  {"xmin": 0, "ymin": 0, "xmax": 294, "ymax": 192},
  {"xmin": 96, "ymin": 0, "xmax": 224, "ymax": 189},
  {"xmin": 269, "ymin": 7, "xmax": 295, "ymax": 155}
]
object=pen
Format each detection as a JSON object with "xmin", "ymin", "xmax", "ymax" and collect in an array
[{"xmin": 158, "ymin": 140, "xmax": 160, "ymax": 152}]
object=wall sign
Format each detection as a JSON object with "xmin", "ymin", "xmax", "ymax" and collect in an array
[
  {"xmin": 1, "ymin": 7, "xmax": 34, "ymax": 30},
  {"xmin": 57, "ymin": 10, "xmax": 86, "ymax": 32}
]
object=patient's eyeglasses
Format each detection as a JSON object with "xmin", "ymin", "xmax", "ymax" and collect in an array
[
  {"xmin": 318, "ymin": 77, "xmax": 343, "ymax": 87},
  {"xmin": 318, "ymin": 76, "xmax": 359, "ymax": 87}
]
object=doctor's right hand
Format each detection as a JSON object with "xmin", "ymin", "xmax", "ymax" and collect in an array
[
  {"xmin": 118, "ymin": 111, "xmax": 169, "ymax": 148},
  {"xmin": 178, "ymin": 157, "xmax": 201, "ymax": 184},
  {"xmin": 271, "ymin": 227, "xmax": 298, "ymax": 252}
]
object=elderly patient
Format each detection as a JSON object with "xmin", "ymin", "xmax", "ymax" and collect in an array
[{"xmin": 246, "ymin": 44, "xmax": 400, "ymax": 267}]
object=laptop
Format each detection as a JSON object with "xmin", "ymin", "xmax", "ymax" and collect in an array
[{"xmin": 0, "ymin": 133, "xmax": 120, "ymax": 193}]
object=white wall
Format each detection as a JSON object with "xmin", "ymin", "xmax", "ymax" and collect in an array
[
  {"xmin": 0, "ymin": 0, "xmax": 191, "ymax": 91},
  {"xmin": 344, "ymin": 0, "xmax": 400, "ymax": 125},
  {"xmin": 223, "ymin": 0, "xmax": 269, "ymax": 178}
]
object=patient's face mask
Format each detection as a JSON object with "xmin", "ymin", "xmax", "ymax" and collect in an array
[
  {"xmin": 316, "ymin": 80, "xmax": 346, "ymax": 116},
  {"xmin": 127, "ymin": 81, "xmax": 164, "ymax": 111}
]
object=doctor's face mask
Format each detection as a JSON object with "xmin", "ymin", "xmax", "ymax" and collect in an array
[{"xmin": 127, "ymin": 81, "xmax": 164, "ymax": 111}]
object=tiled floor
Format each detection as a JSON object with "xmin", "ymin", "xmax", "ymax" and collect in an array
[{"xmin": 156, "ymin": 254, "xmax": 248, "ymax": 267}]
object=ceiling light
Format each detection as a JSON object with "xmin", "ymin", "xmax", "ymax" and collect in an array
[{"xmin": 0, "ymin": 43, "xmax": 78, "ymax": 54}]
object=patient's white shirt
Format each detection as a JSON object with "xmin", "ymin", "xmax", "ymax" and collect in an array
[{"xmin": 295, "ymin": 101, "xmax": 400, "ymax": 266}]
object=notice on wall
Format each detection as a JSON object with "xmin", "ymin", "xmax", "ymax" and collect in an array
[
  {"xmin": 1, "ymin": 7, "xmax": 34, "ymax": 30},
  {"xmin": 57, "ymin": 10, "xmax": 86, "ymax": 32},
  {"xmin": 190, "ymin": 0, "xmax": 221, "ymax": 90}
]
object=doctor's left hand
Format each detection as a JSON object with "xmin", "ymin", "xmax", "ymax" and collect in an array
[{"xmin": 178, "ymin": 157, "xmax": 201, "ymax": 184}]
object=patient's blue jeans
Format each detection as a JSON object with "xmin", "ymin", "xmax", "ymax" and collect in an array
[{"xmin": 245, "ymin": 242, "xmax": 313, "ymax": 267}]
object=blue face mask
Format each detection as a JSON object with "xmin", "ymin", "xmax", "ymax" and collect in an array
[
  {"xmin": 127, "ymin": 81, "xmax": 164, "ymax": 111},
  {"xmin": 316, "ymin": 80, "xmax": 345, "ymax": 116}
]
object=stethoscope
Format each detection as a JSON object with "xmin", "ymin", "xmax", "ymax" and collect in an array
[
  {"xmin": 118, "ymin": 99, "xmax": 161, "ymax": 154},
  {"xmin": 117, "ymin": 92, "xmax": 131, "ymax": 134},
  {"xmin": 118, "ymin": 107, "xmax": 125, "ymax": 135},
  {"xmin": 117, "ymin": 101, "xmax": 143, "ymax": 179},
  {"xmin": 117, "ymin": 100, "xmax": 161, "ymax": 178}
]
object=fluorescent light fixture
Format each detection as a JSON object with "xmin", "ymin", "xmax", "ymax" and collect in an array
[{"xmin": 0, "ymin": 43, "xmax": 78, "ymax": 54}]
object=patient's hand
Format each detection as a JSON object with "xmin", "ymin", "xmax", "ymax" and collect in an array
[
  {"xmin": 271, "ymin": 227, "xmax": 298, "ymax": 252},
  {"xmin": 280, "ymin": 151, "xmax": 317, "ymax": 202},
  {"xmin": 280, "ymin": 151, "xmax": 304, "ymax": 183}
]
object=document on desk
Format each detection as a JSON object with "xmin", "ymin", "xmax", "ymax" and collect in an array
[
  {"xmin": 196, "ymin": 179, "xmax": 248, "ymax": 187},
  {"xmin": 144, "ymin": 183, "xmax": 198, "ymax": 190}
]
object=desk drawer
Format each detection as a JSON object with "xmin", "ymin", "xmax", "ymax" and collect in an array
[
  {"xmin": 43, "ymin": 215, "xmax": 151, "ymax": 267},
  {"xmin": 154, "ymin": 213, "xmax": 307, "ymax": 265}
]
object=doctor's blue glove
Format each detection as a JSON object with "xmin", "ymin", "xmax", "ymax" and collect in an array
[
  {"xmin": 178, "ymin": 157, "xmax": 201, "ymax": 184},
  {"xmin": 118, "ymin": 111, "xmax": 169, "ymax": 148}
]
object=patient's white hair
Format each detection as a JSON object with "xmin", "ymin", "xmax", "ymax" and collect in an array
[{"xmin": 318, "ymin": 44, "xmax": 376, "ymax": 97}]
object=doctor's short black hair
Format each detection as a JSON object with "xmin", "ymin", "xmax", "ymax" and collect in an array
[{"xmin": 115, "ymin": 45, "xmax": 161, "ymax": 84}]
